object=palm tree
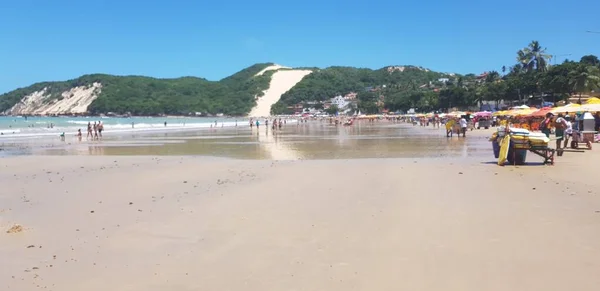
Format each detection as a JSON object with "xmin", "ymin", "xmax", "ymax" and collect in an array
[
  {"xmin": 485, "ymin": 71, "xmax": 500, "ymax": 83},
  {"xmin": 569, "ymin": 64, "xmax": 600, "ymax": 103},
  {"xmin": 517, "ymin": 41, "xmax": 551, "ymax": 72}
]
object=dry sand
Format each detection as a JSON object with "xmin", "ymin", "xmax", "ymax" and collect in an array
[
  {"xmin": 1, "ymin": 154, "xmax": 600, "ymax": 290},
  {"xmin": 249, "ymin": 69, "xmax": 312, "ymax": 117}
]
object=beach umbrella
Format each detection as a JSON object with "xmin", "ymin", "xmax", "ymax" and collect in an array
[
  {"xmin": 474, "ymin": 111, "xmax": 492, "ymax": 117},
  {"xmin": 492, "ymin": 110, "xmax": 507, "ymax": 116},
  {"xmin": 528, "ymin": 107, "xmax": 553, "ymax": 117},
  {"xmin": 585, "ymin": 97, "xmax": 600, "ymax": 104},
  {"xmin": 513, "ymin": 108, "xmax": 537, "ymax": 116},
  {"xmin": 580, "ymin": 103, "xmax": 600, "ymax": 112},
  {"xmin": 551, "ymin": 103, "xmax": 581, "ymax": 113}
]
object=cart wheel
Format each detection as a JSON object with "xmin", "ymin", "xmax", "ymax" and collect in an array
[
  {"xmin": 485, "ymin": 127, "xmax": 489, "ymax": 129},
  {"xmin": 587, "ymin": 142, "xmax": 592, "ymax": 149},
  {"xmin": 571, "ymin": 141, "xmax": 578, "ymax": 149},
  {"xmin": 477, "ymin": 127, "xmax": 480, "ymax": 129}
]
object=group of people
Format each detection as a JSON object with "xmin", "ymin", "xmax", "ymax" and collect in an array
[
  {"xmin": 444, "ymin": 116, "xmax": 469, "ymax": 137},
  {"xmin": 75, "ymin": 121, "xmax": 103, "ymax": 141},
  {"xmin": 249, "ymin": 118, "xmax": 286, "ymax": 131}
]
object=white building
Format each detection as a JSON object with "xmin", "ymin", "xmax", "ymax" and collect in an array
[{"xmin": 331, "ymin": 95, "xmax": 350, "ymax": 109}]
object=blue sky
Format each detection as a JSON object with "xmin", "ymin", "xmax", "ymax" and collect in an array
[{"xmin": 1, "ymin": 0, "xmax": 599, "ymax": 94}]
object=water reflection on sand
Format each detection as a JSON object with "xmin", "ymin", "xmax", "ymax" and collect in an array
[{"xmin": 24, "ymin": 120, "xmax": 490, "ymax": 160}]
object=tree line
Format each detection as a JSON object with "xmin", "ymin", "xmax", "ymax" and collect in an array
[{"xmin": 272, "ymin": 41, "xmax": 600, "ymax": 114}]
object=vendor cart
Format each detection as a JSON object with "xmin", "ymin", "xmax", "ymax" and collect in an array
[
  {"xmin": 477, "ymin": 118, "xmax": 491, "ymax": 129},
  {"xmin": 570, "ymin": 130, "xmax": 595, "ymax": 150}
]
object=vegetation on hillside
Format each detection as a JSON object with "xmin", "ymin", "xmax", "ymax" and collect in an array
[
  {"xmin": 271, "ymin": 66, "xmax": 448, "ymax": 114},
  {"xmin": 274, "ymin": 41, "xmax": 600, "ymax": 114},
  {"xmin": 0, "ymin": 63, "xmax": 275, "ymax": 116},
  {"xmin": 2, "ymin": 43, "xmax": 599, "ymax": 116}
]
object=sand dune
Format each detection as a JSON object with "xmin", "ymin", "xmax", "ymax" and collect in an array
[
  {"xmin": 7, "ymin": 83, "xmax": 102, "ymax": 115},
  {"xmin": 254, "ymin": 64, "xmax": 291, "ymax": 77},
  {"xmin": 249, "ymin": 69, "xmax": 312, "ymax": 117}
]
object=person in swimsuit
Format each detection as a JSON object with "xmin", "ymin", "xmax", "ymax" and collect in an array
[
  {"xmin": 87, "ymin": 122, "xmax": 93, "ymax": 139},
  {"xmin": 97, "ymin": 121, "xmax": 103, "ymax": 139},
  {"xmin": 93, "ymin": 122, "xmax": 98, "ymax": 140}
]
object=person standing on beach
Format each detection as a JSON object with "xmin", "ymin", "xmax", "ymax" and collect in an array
[
  {"xmin": 459, "ymin": 117, "xmax": 468, "ymax": 137},
  {"xmin": 93, "ymin": 122, "xmax": 98, "ymax": 140},
  {"xmin": 554, "ymin": 113, "xmax": 568, "ymax": 152},
  {"xmin": 97, "ymin": 121, "xmax": 103, "ymax": 139},
  {"xmin": 255, "ymin": 119, "xmax": 260, "ymax": 128},
  {"xmin": 77, "ymin": 129, "xmax": 82, "ymax": 142},
  {"xmin": 164, "ymin": 121, "xmax": 167, "ymax": 127},
  {"xmin": 87, "ymin": 122, "xmax": 93, "ymax": 139},
  {"xmin": 563, "ymin": 115, "xmax": 573, "ymax": 149},
  {"xmin": 540, "ymin": 113, "xmax": 552, "ymax": 138},
  {"xmin": 250, "ymin": 119, "xmax": 254, "ymax": 129}
]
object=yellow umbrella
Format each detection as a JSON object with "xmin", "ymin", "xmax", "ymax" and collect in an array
[
  {"xmin": 513, "ymin": 108, "xmax": 537, "ymax": 116},
  {"xmin": 493, "ymin": 110, "xmax": 507, "ymax": 116},
  {"xmin": 551, "ymin": 103, "xmax": 581, "ymax": 113},
  {"xmin": 585, "ymin": 97, "xmax": 600, "ymax": 104}
]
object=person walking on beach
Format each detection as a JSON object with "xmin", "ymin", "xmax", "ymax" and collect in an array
[
  {"xmin": 250, "ymin": 119, "xmax": 254, "ymax": 129},
  {"xmin": 255, "ymin": 119, "xmax": 260, "ymax": 128},
  {"xmin": 93, "ymin": 122, "xmax": 98, "ymax": 140},
  {"xmin": 164, "ymin": 121, "xmax": 167, "ymax": 127},
  {"xmin": 459, "ymin": 117, "xmax": 468, "ymax": 137},
  {"xmin": 97, "ymin": 121, "xmax": 103, "ymax": 139},
  {"xmin": 77, "ymin": 129, "xmax": 82, "ymax": 142},
  {"xmin": 445, "ymin": 119, "xmax": 455, "ymax": 137},
  {"xmin": 87, "ymin": 122, "xmax": 93, "ymax": 139}
]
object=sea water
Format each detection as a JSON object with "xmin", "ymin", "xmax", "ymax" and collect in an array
[{"xmin": 0, "ymin": 116, "xmax": 255, "ymax": 139}]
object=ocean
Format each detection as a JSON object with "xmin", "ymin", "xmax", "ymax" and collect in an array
[{"xmin": 0, "ymin": 116, "xmax": 254, "ymax": 138}]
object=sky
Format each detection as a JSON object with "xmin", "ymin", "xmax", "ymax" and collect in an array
[{"xmin": 1, "ymin": 0, "xmax": 599, "ymax": 94}]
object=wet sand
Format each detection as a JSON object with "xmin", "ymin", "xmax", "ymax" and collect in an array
[
  {"xmin": 2, "ymin": 121, "xmax": 495, "ymax": 160},
  {"xmin": 2, "ymin": 150, "xmax": 600, "ymax": 290}
]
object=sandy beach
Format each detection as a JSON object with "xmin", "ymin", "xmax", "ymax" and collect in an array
[{"xmin": 2, "ymin": 144, "xmax": 600, "ymax": 290}]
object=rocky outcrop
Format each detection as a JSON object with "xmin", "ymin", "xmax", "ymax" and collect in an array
[{"xmin": 6, "ymin": 83, "xmax": 102, "ymax": 115}]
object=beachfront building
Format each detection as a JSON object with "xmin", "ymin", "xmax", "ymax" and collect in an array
[
  {"xmin": 331, "ymin": 95, "xmax": 350, "ymax": 110},
  {"xmin": 344, "ymin": 92, "xmax": 357, "ymax": 100}
]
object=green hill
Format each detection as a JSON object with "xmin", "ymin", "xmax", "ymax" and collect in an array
[
  {"xmin": 271, "ymin": 66, "xmax": 451, "ymax": 114},
  {"xmin": 0, "ymin": 63, "xmax": 275, "ymax": 116}
]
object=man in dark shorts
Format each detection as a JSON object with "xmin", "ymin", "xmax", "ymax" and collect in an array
[{"xmin": 554, "ymin": 113, "xmax": 568, "ymax": 152}]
